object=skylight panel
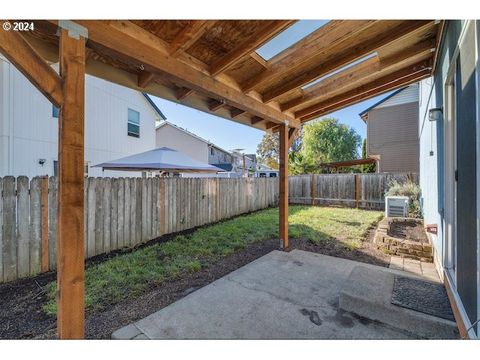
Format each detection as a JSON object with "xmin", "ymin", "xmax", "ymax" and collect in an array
[
  {"xmin": 255, "ymin": 20, "xmax": 330, "ymax": 61},
  {"xmin": 301, "ymin": 52, "xmax": 378, "ymax": 90}
]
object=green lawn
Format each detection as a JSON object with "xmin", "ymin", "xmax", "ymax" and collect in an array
[{"xmin": 43, "ymin": 206, "xmax": 382, "ymax": 315}]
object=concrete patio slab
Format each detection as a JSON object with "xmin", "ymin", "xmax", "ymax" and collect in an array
[
  {"xmin": 339, "ymin": 266, "xmax": 458, "ymax": 339},
  {"xmin": 112, "ymin": 250, "xmax": 456, "ymax": 340}
]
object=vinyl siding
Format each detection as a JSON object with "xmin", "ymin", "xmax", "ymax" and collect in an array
[
  {"xmin": 367, "ymin": 101, "xmax": 419, "ymax": 173},
  {"xmin": 375, "ymin": 84, "xmax": 419, "ymax": 109},
  {"xmin": 155, "ymin": 123, "xmax": 209, "ymax": 163},
  {"xmin": 0, "ymin": 56, "xmax": 159, "ymax": 178}
]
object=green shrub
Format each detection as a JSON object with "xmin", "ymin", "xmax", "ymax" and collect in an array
[{"xmin": 385, "ymin": 179, "xmax": 422, "ymax": 218}]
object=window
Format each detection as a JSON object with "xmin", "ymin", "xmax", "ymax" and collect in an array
[
  {"xmin": 52, "ymin": 105, "xmax": 59, "ymax": 118},
  {"xmin": 128, "ymin": 108, "xmax": 140, "ymax": 138},
  {"xmin": 269, "ymin": 173, "xmax": 277, "ymax": 178}
]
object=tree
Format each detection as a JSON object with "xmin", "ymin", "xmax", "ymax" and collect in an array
[
  {"xmin": 302, "ymin": 118, "xmax": 361, "ymax": 167},
  {"xmin": 256, "ymin": 128, "xmax": 303, "ymax": 169},
  {"xmin": 288, "ymin": 151, "xmax": 316, "ymax": 175},
  {"xmin": 361, "ymin": 138, "xmax": 376, "ymax": 173}
]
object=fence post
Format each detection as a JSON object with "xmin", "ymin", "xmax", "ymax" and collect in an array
[
  {"xmin": 40, "ymin": 176, "xmax": 49, "ymax": 272},
  {"xmin": 311, "ymin": 174, "xmax": 317, "ymax": 205},
  {"xmin": 354, "ymin": 174, "xmax": 361, "ymax": 208}
]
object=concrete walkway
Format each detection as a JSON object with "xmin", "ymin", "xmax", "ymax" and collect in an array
[{"xmin": 112, "ymin": 250, "xmax": 451, "ymax": 340}]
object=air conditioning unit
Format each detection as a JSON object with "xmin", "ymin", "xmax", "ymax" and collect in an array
[{"xmin": 385, "ymin": 196, "xmax": 409, "ymax": 217}]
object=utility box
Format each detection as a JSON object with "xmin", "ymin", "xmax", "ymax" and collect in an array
[{"xmin": 385, "ymin": 196, "xmax": 409, "ymax": 217}]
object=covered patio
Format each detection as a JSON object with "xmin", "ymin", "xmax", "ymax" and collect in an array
[{"xmin": 0, "ymin": 19, "xmax": 443, "ymax": 338}]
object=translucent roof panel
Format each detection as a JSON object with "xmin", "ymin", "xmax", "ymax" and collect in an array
[
  {"xmin": 301, "ymin": 52, "xmax": 378, "ymax": 90},
  {"xmin": 255, "ymin": 20, "xmax": 330, "ymax": 61}
]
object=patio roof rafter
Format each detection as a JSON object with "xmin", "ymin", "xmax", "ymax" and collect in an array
[
  {"xmin": 70, "ymin": 20, "xmax": 299, "ymax": 128},
  {"xmin": 260, "ymin": 20, "xmax": 435, "ymax": 104}
]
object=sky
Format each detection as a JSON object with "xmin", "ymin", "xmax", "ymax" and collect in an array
[{"xmin": 150, "ymin": 20, "xmax": 394, "ymax": 155}]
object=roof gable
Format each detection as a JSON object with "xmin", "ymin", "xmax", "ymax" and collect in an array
[{"xmin": 359, "ymin": 83, "xmax": 419, "ymax": 120}]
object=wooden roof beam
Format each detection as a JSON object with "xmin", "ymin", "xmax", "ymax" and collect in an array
[
  {"xmin": 251, "ymin": 116, "xmax": 264, "ymax": 125},
  {"xmin": 137, "ymin": 70, "xmax": 156, "ymax": 88},
  {"xmin": 230, "ymin": 108, "xmax": 245, "ymax": 118},
  {"xmin": 262, "ymin": 20, "xmax": 434, "ymax": 103},
  {"xmin": 297, "ymin": 61, "xmax": 432, "ymax": 121},
  {"xmin": 0, "ymin": 29, "xmax": 63, "ymax": 107},
  {"xmin": 241, "ymin": 20, "xmax": 377, "ymax": 92},
  {"xmin": 169, "ymin": 21, "xmax": 215, "ymax": 57},
  {"xmin": 176, "ymin": 87, "xmax": 194, "ymax": 100},
  {"xmin": 281, "ymin": 37, "xmax": 436, "ymax": 111},
  {"xmin": 74, "ymin": 20, "xmax": 298, "ymax": 128},
  {"xmin": 208, "ymin": 99, "xmax": 226, "ymax": 112},
  {"xmin": 209, "ymin": 20, "xmax": 295, "ymax": 76}
]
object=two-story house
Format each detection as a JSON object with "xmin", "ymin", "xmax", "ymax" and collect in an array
[
  {"xmin": 155, "ymin": 120, "xmax": 234, "ymax": 175},
  {"xmin": 0, "ymin": 55, "xmax": 165, "ymax": 178},
  {"xmin": 359, "ymin": 84, "xmax": 419, "ymax": 173}
]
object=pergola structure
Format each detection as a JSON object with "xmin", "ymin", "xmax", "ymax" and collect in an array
[{"xmin": 0, "ymin": 19, "xmax": 443, "ymax": 339}]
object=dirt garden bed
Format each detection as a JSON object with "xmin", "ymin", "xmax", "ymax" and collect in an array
[
  {"xmin": 0, "ymin": 206, "xmax": 389, "ymax": 339},
  {"xmin": 374, "ymin": 217, "xmax": 432, "ymax": 261}
]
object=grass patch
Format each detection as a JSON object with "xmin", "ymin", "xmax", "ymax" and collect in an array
[{"xmin": 43, "ymin": 206, "xmax": 382, "ymax": 315}]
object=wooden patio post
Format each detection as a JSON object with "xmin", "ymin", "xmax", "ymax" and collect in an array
[
  {"xmin": 279, "ymin": 123, "xmax": 289, "ymax": 249},
  {"xmin": 56, "ymin": 26, "xmax": 86, "ymax": 339}
]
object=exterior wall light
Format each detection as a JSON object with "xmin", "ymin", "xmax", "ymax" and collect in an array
[{"xmin": 428, "ymin": 107, "xmax": 443, "ymax": 121}]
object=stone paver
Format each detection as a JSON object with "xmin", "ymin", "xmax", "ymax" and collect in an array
[{"xmin": 389, "ymin": 256, "xmax": 440, "ymax": 283}]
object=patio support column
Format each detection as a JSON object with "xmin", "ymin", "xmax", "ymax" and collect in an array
[
  {"xmin": 279, "ymin": 123, "xmax": 289, "ymax": 249},
  {"xmin": 56, "ymin": 26, "xmax": 86, "ymax": 339}
]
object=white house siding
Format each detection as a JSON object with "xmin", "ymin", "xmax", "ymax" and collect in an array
[
  {"xmin": 375, "ymin": 83, "xmax": 419, "ymax": 109},
  {"xmin": 0, "ymin": 56, "xmax": 160, "ymax": 178},
  {"xmin": 418, "ymin": 76, "xmax": 443, "ymax": 269},
  {"xmin": 155, "ymin": 123, "xmax": 209, "ymax": 163}
]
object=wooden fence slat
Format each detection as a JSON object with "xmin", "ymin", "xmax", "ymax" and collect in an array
[
  {"xmin": 110, "ymin": 178, "xmax": 118, "ymax": 250},
  {"xmin": 135, "ymin": 178, "xmax": 142, "ymax": 245},
  {"xmin": 16, "ymin": 176, "xmax": 30, "ymax": 278},
  {"xmin": 94, "ymin": 178, "xmax": 104, "ymax": 255},
  {"xmin": 103, "ymin": 178, "xmax": 111, "ymax": 253},
  {"xmin": 86, "ymin": 177, "xmax": 96, "ymax": 258},
  {"xmin": 2, "ymin": 176, "xmax": 16, "ymax": 282},
  {"xmin": 121, "ymin": 177, "xmax": 128, "ymax": 248},
  {"xmin": 29, "ymin": 177, "xmax": 42, "ymax": 275},
  {"xmin": 48, "ymin": 177, "xmax": 58, "ymax": 270}
]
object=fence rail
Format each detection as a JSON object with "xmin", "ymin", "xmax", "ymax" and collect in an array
[
  {"xmin": 0, "ymin": 172, "xmax": 416, "ymax": 284},
  {"xmin": 0, "ymin": 176, "xmax": 278, "ymax": 284}
]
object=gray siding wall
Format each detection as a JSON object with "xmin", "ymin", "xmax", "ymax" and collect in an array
[{"xmin": 367, "ymin": 101, "xmax": 419, "ymax": 173}]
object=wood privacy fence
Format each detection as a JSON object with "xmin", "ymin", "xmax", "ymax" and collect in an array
[
  {"xmin": 0, "ymin": 176, "xmax": 278, "ymax": 284},
  {"xmin": 0, "ymin": 173, "xmax": 416, "ymax": 284},
  {"xmin": 288, "ymin": 173, "xmax": 418, "ymax": 209}
]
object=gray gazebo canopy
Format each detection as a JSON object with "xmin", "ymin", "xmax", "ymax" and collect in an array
[{"xmin": 93, "ymin": 147, "xmax": 223, "ymax": 173}]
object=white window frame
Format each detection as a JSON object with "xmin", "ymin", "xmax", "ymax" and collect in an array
[{"xmin": 127, "ymin": 108, "xmax": 140, "ymax": 138}]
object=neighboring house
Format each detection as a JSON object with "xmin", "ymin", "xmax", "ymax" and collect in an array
[
  {"xmin": 155, "ymin": 120, "xmax": 234, "ymax": 176},
  {"xmin": 255, "ymin": 164, "xmax": 278, "ymax": 178},
  {"xmin": 231, "ymin": 150, "xmax": 257, "ymax": 177},
  {"xmin": 0, "ymin": 55, "xmax": 165, "ymax": 178},
  {"xmin": 359, "ymin": 84, "xmax": 419, "ymax": 173},
  {"xmin": 418, "ymin": 20, "xmax": 479, "ymax": 338}
]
